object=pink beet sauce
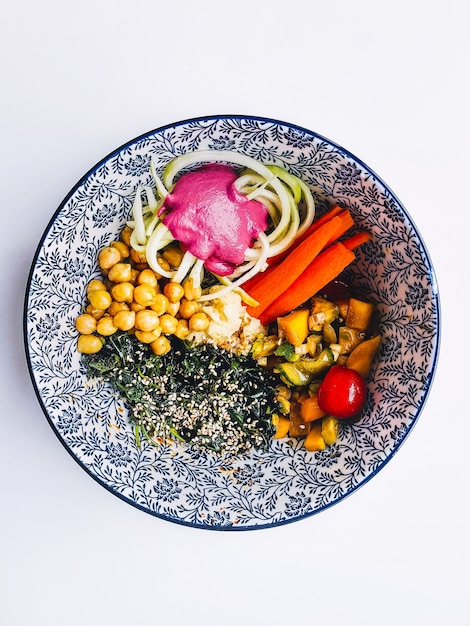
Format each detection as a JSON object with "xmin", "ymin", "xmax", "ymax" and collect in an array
[{"xmin": 160, "ymin": 164, "xmax": 268, "ymax": 276}]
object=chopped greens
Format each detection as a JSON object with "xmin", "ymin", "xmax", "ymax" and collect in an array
[
  {"xmin": 83, "ymin": 332, "xmax": 278, "ymax": 456},
  {"xmin": 275, "ymin": 342, "xmax": 298, "ymax": 362}
]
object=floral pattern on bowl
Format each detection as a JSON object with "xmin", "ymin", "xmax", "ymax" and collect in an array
[{"xmin": 24, "ymin": 115, "xmax": 440, "ymax": 529}]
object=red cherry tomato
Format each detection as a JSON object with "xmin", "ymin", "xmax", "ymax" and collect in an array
[{"xmin": 317, "ymin": 365, "xmax": 367, "ymax": 419}]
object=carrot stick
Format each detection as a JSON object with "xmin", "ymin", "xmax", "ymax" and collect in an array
[
  {"xmin": 342, "ymin": 231, "xmax": 372, "ymax": 250},
  {"xmin": 240, "ymin": 260, "xmax": 273, "ymax": 294},
  {"xmin": 243, "ymin": 206, "xmax": 349, "ymax": 296},
  {"xmin": 244, "ymin": 210, "xmax": 354, "ymax": 313},
  {"xmin": 306, "ymin": 204, "xmax": 344, "ymax": 231},
  {"xmin": 246, "ymin": 215, "xmax": 347, "ymax": 318},
  {"xmin": 259, "ymin": 242, "xmax": 356, "ymax": 325},
  {"xmin": 323, "ymin": 209, "xmax": 354, "ymax": 246},
  {"xmin": 266, "ymin": 204, "xmax": 345, "ymax": 267},
  {"xmin": 242, "ymin": 217, "xmax": 343, "ymax": 300}
]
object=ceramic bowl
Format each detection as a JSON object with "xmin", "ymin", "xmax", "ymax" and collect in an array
[{"xmin": 24, "ymin": 115, "xmax": 440, "ymax": 529}]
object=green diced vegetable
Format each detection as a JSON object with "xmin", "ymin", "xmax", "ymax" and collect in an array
[
  {"xmin": 276, "ymin": 347, "xmax": 336, "ymax": 386},
  {"xmin": 251, "ymin": 335, "xmax": 279, "ymax": 360},
  {"xmin": 338, "ymin": 326, "xmax": 365, "ymax": 355},
  {"xmin": 275, "ymin": 342, "xmax": 300, "ymax": 362}
]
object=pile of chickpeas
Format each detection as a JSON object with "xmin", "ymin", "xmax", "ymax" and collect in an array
[{"xmin": 75, "ymin": 226, "xmax": 211, "ymax": 356}]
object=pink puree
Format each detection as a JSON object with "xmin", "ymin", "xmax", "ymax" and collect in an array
[{"xmin": 160, "ymin": 165, "xmax": 267, "ymax": 276}]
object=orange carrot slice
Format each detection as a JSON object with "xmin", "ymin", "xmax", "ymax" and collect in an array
[
  {"xmin": 259, "ymin": 242, "xmax": 356, "ymax": 325},
  {"xmin": 242, "ymin": 206, "xmax": 348, "ymax": 295},
  {"xmin": 324, "ymin": 210, "xmax": 354, "ymax": 246},
  {"xmin": 342, "ymin": 231, "xmax": 372, "ymax": 250},
  {"xmin": 246, "ymin": 214, "xmax": 348, "ymax": 318}
]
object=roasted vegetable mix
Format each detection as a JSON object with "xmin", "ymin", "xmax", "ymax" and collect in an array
[{"xmin": 252, "ymin": 290, "xmax": 381, "ymax": 452}]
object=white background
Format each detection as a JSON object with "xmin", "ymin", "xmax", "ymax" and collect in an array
[{"xmin": 1, "ymin": 1, "xmax": 468, "ymax": 625}]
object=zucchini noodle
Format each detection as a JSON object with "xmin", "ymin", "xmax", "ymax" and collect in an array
[
  {"xmin": 125, "ymin": 149, "xmax": 316, "ymax": 304},
  {"xmin": 198, "ymin": 232, "xmax": 270, "ymax": 302}
]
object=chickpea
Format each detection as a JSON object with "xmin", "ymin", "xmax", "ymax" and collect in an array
[
  {"xmin": 111, "ymin": 240, "xmax": 129, "ymax": 259},
  {"xmin": 86, "ymin": 304, "xmax": 106, "ymax": 320},
  {"xmin": 162, "ymin": 245, "xmax": 184, "ymax": 269},
  {"xmin": 108, "ymin": 262, "xmax": 132, "ymax": 283},
  {"xmin": 96, "ymin": 316, "xmax": 118, "ymax": 336},
  {"xmin": 130, "ymin": 301, "xmax": 145, "ymax": 312},
  {"xmin": 164, "ymin": 281, "xmax": 185, "ymax": 303},
  {"xmin": 120, "ymin": 225, "xmax": 133, "ymax": 247},
  {"xmin": 108, "ymin": 300, "xmax": 129, "ymax": 317},
  {"xmin": 156, "ymin": 256, "xmax": 171, "ymax": 273},
  {"xmin": 188, "ymin": 312, "xmax": 210, "ymax": 332},
  {"xmin": 134, "ymin": 262, "xmax": 149, "ymax": 272},
  {"xmin": 75, "ymin": 313, "xmax": 97, "ymax": 335},
  {"xmin": 179, "ymin": 298, "xmax": 200, "ymax": 319},
  {"xmin": 87, "ymin": 279, "xmax": 107, "ymax": 294},
  {"xmin": 183, "ymin": 277, "xmax": 202, "ymax": 301},
  {"xmin": 88, "ymin": 289, "xmax": 112, "ymax": 310},
  {"xmin": 135, "ymin": 329, "xmax": 162, "ymax": 344},
  {"xmin": 150, "ymin": 336, "xmax": 171, "ymax": 356},
  {"xmin": 130, "ymin": 247, "xmax": 147, "ymax": 265},
  {"xmin": 129, "ymin": 268, "xmax": 140, "ymax": 284},
  {"xmin": 99, "ymin": 246, "xmax": 121, "ymax": 270},
  {"xmin": 135, "ymin": 310, "xmax": 161, "ymax": 332},
  {"xmin": 167, "ymin": 301, "xmax": 180, "ymax": 317},
  {"xmin": 137, "ymin": 268, "xmax": 159, "ymax": 289},
  {"xmin": 77, "ymin": 334, "xmax": 103, "ymax": 354},
  {"xmin": 175, "ymin": 319, "xmax": 190, "ymax": 340},
  {"xmin": 150, "ymin": 293, "xmax": 170, "ymax": 316},
  {"xmin": 159, "ymin": 314, "xmax": 178, "ymax": 335},
  {"xmin": 111, "ymin": 282, "xmax": 134, "ymax": 303},
  {"xmin": 133, "ymin": 284, "xmax": 158, "ymax": 307},
  {"xmin": 113, "ymin": 309, "xmax": 136, "ymax": 331}
]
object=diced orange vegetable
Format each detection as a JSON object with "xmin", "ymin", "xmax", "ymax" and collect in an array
[
  {"xmin": 277, "ymin": 309, "xmax": 310, "ymax": 347},
  {"xmin": 345, "ymin": 298, "xmax": 375, "ymax": 331},
  {"xmin": 304, "ymin": 421, "xmax": 326, "ymax": 451},
  {"xmin": 300, "ymin": 395, "xmax": 326, "ymax": 422},
  {"xmin": 347, "ymin": 335, "xmax": 381, "ymax": 378},
  {"xmin": 273, "ymin": 416, "xmax": 291, "ymax": 439}
]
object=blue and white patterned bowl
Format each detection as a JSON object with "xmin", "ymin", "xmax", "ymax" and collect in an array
[{"xmin": 24, "ymin": 115, "xmax": 440, "ymax": 530}]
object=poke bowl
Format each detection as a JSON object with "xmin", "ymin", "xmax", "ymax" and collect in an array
[{"xmin": 24, "ymin": 115, "xmax": 440, "ymax": 530}]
